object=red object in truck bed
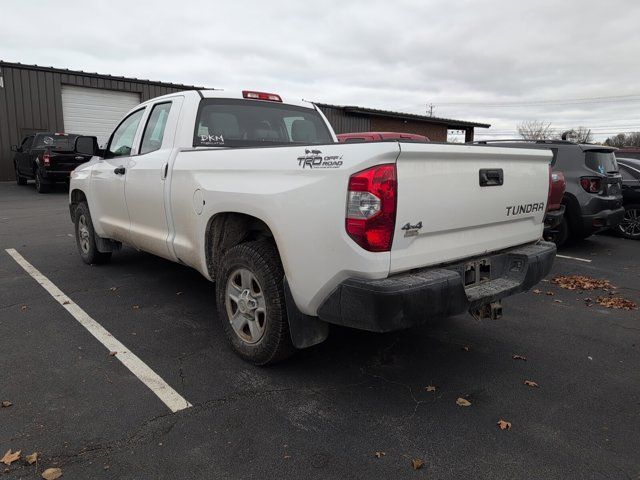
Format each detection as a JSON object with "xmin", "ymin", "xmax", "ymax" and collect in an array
[{"xmin": 337, "ymin": 132, "xmax": 430, "ymax": 143}]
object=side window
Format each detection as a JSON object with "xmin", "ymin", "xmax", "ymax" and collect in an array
[
  {"xmin": 21, "ymin": 136, "xmax": 34, "ymax": 151},
  {"xmin": 105, "ymin": 109, "xmax": 145, "ymax": 158},
  {"xmin": 140, "ymin": 102, "xmax": 172, "ymax": 155}
]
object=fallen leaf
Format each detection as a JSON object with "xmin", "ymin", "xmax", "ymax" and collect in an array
[
  {"xmin": 1, "ymin": 401, "xmax": 12, "ymax": 408},
  {"xmin": 374, "ymin": 451, "xmax": 385, "ymax": 458},
  {"xmin": 554, "ymin": 299, "xmax": 563, "ymax": 303},
  {"xmin": 1, "ymin": 450, "xmax": 21, "ymax": 466},
  {"xmin": 497, "ymin": 419, "xmax": 512, "ymax": 430},
  {"xmin": 512, "ymin": 354, "xmax": 527, "ymax": 361},
  {"xmin": 411, "ymin": 458, "xmax": 424, "ymax": 470},
  {"xmin": 524, "ymin": 380, "xmax": 539, "ymax": 388},
  {"xmin": 425, "ymin": 385, "xmax": 437, "ymax": 392},
  {"xmin": 456, "ymin": 397, "xmax": 471, "ymax": 407},
  {"xmin": 25, "ymin": 452, "xmax": 38, "ymax": 465},
  {"xmin": 596, "ymin": 296, "xmax": 637, "ymax": 310},
  {"xmin": 462, "ymin": 345, "xmax": 471, "ymax": 352},
  {"xmin": 552, "ymin": 275, "xmax": 614, "ymax": 291},
  {"xmin": 176, "ymin": 291, "xmax": 183, "ymax": 296},
  {"xmin": 42, "ymin": 467, "xmax": 62, "ymax": 480},
  {"xmin": 62, "ymin": 300, "xmax": 70, "ymax": 305},
  {"xmin": 109, "ymin": 287, "xmax": 118, "ymax": 292},
  {"xmin": 532, "ymin": 289, "xmax": 542, "ymax": 294},
  {"xmin": 109, "ymin": 351, "xmax": 117, "ymax": 357},
  {"xmin": 132, "ymin": 305, "xmax": 140, "ymax": 310},
  {"xmin": 545, "ymin": 291, "xmax": 555, "ymax": 296},
  {"xmin": 21, "ymin": 305, "xmax": 28, "ymax": 311}
]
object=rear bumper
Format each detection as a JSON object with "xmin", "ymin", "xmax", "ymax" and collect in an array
[
  {"xmin": 40, "ymin": 169, "xmax": 74, "ymax": 181},
  {"xmin": 544, "ymin": 205, "xmax": 565, "ymax": 232},
  {"xmin": 581, "ymin": 207, "xmax": 625, "ymax": 233},
  {"xmin": 317, "ymin": 241, "xmax": 556, "ymax": 332}
]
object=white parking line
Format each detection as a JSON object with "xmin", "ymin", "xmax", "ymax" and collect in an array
[
  {"xmin": 5, "ymin": 248, "xmax": 192, "ymax": 413},
  {"xmin": 556, "ymin": 254, "xmax": 593, "ymax": 263}
]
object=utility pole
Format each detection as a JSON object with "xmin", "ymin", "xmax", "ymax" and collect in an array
[{"xmin": 427, "ymin": 103, "xmax": 435, "ymax": 117}]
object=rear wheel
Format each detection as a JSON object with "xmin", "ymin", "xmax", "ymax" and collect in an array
[
  {"xmin": 74, "ymin": 202, "xmax": 112, "ymax": 265},
  {"xmin": 35, "ymin": 168, "xmax": 51, "ymax": 193},
  {"xmin": 15, "ymin": 163, "xmax": 27, "ymax": 185},
  {"xmin": 617, "ymin": 204, "xmax": 640, "ymax": 240},
  {"xmin": 216, "ymin": 240, "xmax": 294, "ymax": 365},
  {"xmin": 549, "ymin": 216, "xmax": 570, "ymax": 247}
]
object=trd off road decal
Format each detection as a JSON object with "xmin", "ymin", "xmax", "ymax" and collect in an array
[
  {"xmin": 297, "ymin": 149, "xmax": 343, "ymax": 169},
  {"xmin": 199, "ymin": 134, "xmax": 225, "ymax": 146}
]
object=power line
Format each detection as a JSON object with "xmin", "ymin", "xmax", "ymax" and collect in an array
[{"xmin": 437, "ymin": 93, "xmax": 640, "ymax": 107}]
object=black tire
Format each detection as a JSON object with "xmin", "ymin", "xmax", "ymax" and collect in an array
[
  {"xmin": 35, "ymin": 168, "xmax": 51, "ymax": 193},
  {"xmin": 15, "ymin": 163, "xmax": 27, "ymax": 185},
  {"xmin": 616, "ymin": 204, "xmax": 640, "ymax": 240},
  {"xmin": 549, "ymin": 216, "xmax": 570, "ymax": 247},
  {"xmin": 216, "ymin": 240, "xmax": 294, "ymax": 365},
  {"xmin": 74, "ymin": 202, "xmax": 112, "ymax": 265}
]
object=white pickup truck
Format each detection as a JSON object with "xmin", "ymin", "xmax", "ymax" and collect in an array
[{"xmin": 69, "ymin": 89, "xmax": 556, "ymax": 364}]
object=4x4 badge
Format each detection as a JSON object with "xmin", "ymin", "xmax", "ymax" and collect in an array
[{"xmin": 402, "ymin": 221, "xmax": 422, "ymax": 237}]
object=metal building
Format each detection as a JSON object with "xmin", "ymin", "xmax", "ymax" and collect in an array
[
  {"xmin": 316, "ymin": 103, "xmax": 490, "ymax": 142},
  {"xmin": 0, "ymin": 61, "xmax": 201, "ymax": 181}
]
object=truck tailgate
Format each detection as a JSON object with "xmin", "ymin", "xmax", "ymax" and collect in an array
[{"xmin": 391, "ymin": 143, "xmax": 552, "ymax": 274}]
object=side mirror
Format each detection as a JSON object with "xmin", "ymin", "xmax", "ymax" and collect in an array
[
  {"xmin": 75, "ymin": 136, "xmax": 99, "ymax": 156},
  {"xmin": 10, "ymin": 145, "xmax": 20, "ymax": 152}
]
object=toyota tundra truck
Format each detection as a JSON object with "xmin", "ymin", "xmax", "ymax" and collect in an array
[{"xmin": 68, "ymin": 89, "xmax": 556, "ymax": 364}]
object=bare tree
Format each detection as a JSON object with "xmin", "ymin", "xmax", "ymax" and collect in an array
[
  {"xmin": 517, "ymin": 121, "xmax": 554, "ymax": 140},
  {"xmin": 604, "ymin": 132, "xmax": 640, "ymax": 147},
  {"xmin": 604, "ymin": 133, "xmax": 627, "ymax": 148}
]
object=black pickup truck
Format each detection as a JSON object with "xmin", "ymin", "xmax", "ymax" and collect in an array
[{"xmin": 12, "ymin": 133, "xmax": 96, "ymax": 193}]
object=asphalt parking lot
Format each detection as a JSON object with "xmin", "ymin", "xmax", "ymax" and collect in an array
[{"xmin": 1, "ymin": 181, "xmax": 639, "ymax": 480}]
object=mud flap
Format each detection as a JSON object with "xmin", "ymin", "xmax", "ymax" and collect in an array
[{"xmin": 284, "ymin": 279, "xmax": 329, "ymax": 349}]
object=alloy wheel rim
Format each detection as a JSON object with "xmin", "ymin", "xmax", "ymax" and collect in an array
[
  {"xmin": 225, "ymin": 268, "xmax": 267, "ymax": 345},
  {"xmin": 78, "ymin": 215, "xmax": 91, "ymax": 253},
  {"xmin": 618, "ymin": 208, "xmax": 640, "ymax": 238}
]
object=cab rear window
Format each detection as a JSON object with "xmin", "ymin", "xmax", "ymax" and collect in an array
[
  {"xmin": 193, "ymin": 99, "xmax": 333, "ymax": 147},
  {"xmin": 585, "ymin": 151, "xmax": 618, "ymax": 174},
  {"xmin": 33, "ymin": 135, "xmax": 74, "ymax": 150}
]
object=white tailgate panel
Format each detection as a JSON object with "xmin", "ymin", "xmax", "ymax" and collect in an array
[{"xmin": 391, "ymin": 144, "xmax": 552, "ymax": 273}]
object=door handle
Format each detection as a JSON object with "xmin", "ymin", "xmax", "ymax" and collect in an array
[
  {"xmin": 479, "ymin": 168, "xmax": 503, "ymax": 187},
  {"xmin": 161, "ymin": 163, "xmax": 168, "ymax": 179},
  {"xmin": 114, "ymin": 166, "xmax": 126, "ymax": 175}
]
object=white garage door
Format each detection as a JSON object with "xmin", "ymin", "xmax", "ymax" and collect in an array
[{"xmin": 61, "ymin": 85, "xmax": 141, "ymax": 147}]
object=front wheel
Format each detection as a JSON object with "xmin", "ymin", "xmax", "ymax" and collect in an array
[
  {"xmin": 15, "ymin": 163, "xmax": 27, "ymax": 185},
  {"xmin": 617, "ymin": 204, "xmax": 640, "ymax": 240},
  {"xmin": 74, "ymin": 202, "xmax": 112, "ymax": 265},
  {"xmin": 216, "ymin": 240, "xmax": 294, "ymax": 365}
]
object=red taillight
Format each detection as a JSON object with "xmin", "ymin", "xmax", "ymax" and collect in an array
[
  {"xmin": 546, "ymin": 165, "xmax": 552, "ymax": 212},
  {"xmin": 580, "ymin": 177, "xmax": 602, "ymax": 194},
  {"xmin": 346, "ymin": 164, "xmax": 397, "ymax": 252},
  {"xmin": 42, "ymin": 152, "xmax": 51, "ymax": 167},
  {"xmin": 546, "ymin": 169, "xmax": 566, "ymax": 212},
  {"xmin": 242, "ymin": 90, "xmax": 282, "ymax": 102}
]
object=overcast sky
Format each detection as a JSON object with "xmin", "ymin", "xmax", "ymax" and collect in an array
[{"xmin": 2, "ymin": 0, "xmax": 640, "ymax": 141}]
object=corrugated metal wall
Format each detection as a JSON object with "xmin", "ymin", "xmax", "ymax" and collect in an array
[
  {"xmin": 0, "ymin": 63, "xmax": 194, "ymax": 181},
  {"xmin": 318, "ymin": 105, "xmax": 370, "ymax": 134}
]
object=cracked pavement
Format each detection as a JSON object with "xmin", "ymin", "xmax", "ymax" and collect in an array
[{"xmin": 1, "ymin": 182, "xmax": 639, "ymax": 479}]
